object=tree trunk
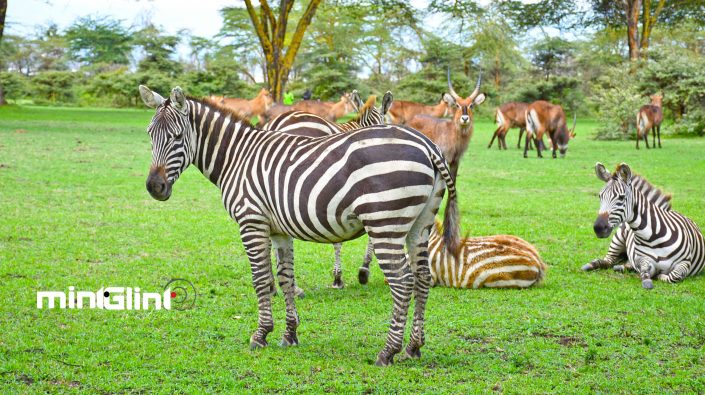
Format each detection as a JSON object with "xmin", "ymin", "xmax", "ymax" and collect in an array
[
  {"xmin": 0, "ymin": 0, "xmax": 7, "ymax": 106},
  {"xmin": 244, "ymin": 0, "xmax": 322, "ymax": 102},
  {"xmin": 640, "ymin": 0, "xmax": 665, "ymax": 59},
  {"xmin": 624, "ymin": 0, "xmax": 641, "ymax": 63}
]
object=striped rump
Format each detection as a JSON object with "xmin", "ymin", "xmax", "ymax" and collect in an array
[{"xmin": 428, "ymin": 220, "xmax": 546, "ymax": 289}]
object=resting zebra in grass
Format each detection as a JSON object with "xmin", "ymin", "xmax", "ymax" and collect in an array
[
  {"xmin": 139, "ymin": 85, "xmax": 459, "ymax": 366},
  {"xmin": 582, "ymin": 172, "xmax": 673, "ymax": 273},
  {"xmin": 263, "ymin": 91, "xmax": 393, "ymax": 289},
  {"xmin": 590, "ymin": 162, "xmax": 705, "ymax": 289}
]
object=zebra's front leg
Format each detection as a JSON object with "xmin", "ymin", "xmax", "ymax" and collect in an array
[
  {"xmin": 633, "ymin": 255, "xmax": 657, "ymax": 289},
  {"xmin": 373, "ymin": 240, "xmax": 413, "ymax": 366},
  {"xmin": 242, "ymin": 229, "xmax": 275, "ymax": 349},
  {"xmin": 358, "ymin": 238, "xmax": 374, "ymax": 285},
  {"xmin": 658, "ymin": 261, "xmax": 691, "ymax": 284},
  {"xmin": 272, "ymin": 235, "xmax": 300, "ymax": 346},
  {"xmin": 405, "ymin": 232, "xmax": 432, "ymax": 359},
  {"xmin": 332, "ymin": 242, "xmax": 344, "ymax": 289}
]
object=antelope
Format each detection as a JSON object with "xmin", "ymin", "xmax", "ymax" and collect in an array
[
  {"xmin": 488, "ymin": 102, "xmax": 529, "ymax": 150},
  {"xmin": 262, "ymin": 94, "xmax": 353, "ymax": 124},
  {"xmin": 215, "ymin": 88, "xmax": 273, "ymax": 125},
  {"xmin": 407, "ymin": 71, "xmax": 485, "ymax": 178},
  {"xmin": 636, "ymin": 94, "xmax": 663, "ymax": 149},
  {"xmin": 387, "ymin": 96, "xmax": 452, "ymax": 125},
  {"xmin": 524, "ymin": 100, "xmax": 576, "ymax": 159}
]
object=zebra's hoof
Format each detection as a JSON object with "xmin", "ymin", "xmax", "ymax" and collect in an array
[
  {"xmin": 358, "ymin": 267, "xmax": 370, "ymax": 285},
  {"xmin": 405, "ymin": 345, "xmax": 421, "ymax": 359},
  {"xmin": 332, "ymin": 278, "xmax": 344, "ymax": 289},
  {"xmin": 249, "ymin": 337, "xmax": 268, "ymax": 350},
  {"xmin": 294, "ymin": 287, "xmax": 305, "ymax": 299},
  {"xmin": 581, "ymin": 263, "xmax": 594, "ymax": 271},
  {"xmin": 280, "ymin": 334, "xmax": 299, "ymax": 347},
  {"xmin": 657, "ymin": 274, "xmax": 669, "ymax": 282},
  {"xmin": 613, "ymin": 265, "xmax": 626, "ymax": 273},
  {"xmin": 374, "ymin": 353, "xmax": 393, "ymax": 367},
  {"xmin": 642, "ymin": 279, "xmax": 654, "ymax": 289}
]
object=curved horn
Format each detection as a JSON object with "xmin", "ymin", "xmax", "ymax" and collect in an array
[
  {"xmin": 469, "ymin": 72, "xmax": 483, "ymax": 100},
  {"xmin": 447, "ymin": 67, "xmax": 460, "ymax": 100},
  {"xmin": 570, "ymin": 112, "xmax": 577, "ymax": 137}
]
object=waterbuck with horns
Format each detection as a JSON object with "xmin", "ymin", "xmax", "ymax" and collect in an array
[
  {"xmin": 524, "ymin": 100, "xmax": 576, "ymax": 159},
  {"xmin": 407, "ymin": 70, "xmax": 485, "ymax": 179}
]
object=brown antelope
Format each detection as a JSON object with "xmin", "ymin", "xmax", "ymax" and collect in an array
[
  {"xmin": 262, "ymin": 94, "xmax": 353, "ymax": 124},
  {"xmin": 387, "ymin": 95, "xmax": 452, "ymax": 125},
  {"xmin": 407, "ymin": 71, "xmax": 485, "ymax": 178},
  {"xmin": 215, "ymin": 88, "xmax": 273, "ymax": 124},
  {"xmin": 636, "ymin": 94, "xmax": 663, "ymax": 149},
  {"xmin": 524, "ymin": 100, "xmax": 576, "ymax": 159},
  {"xmin": 488, "ymin": 102, "xmax": 529, "ymax": 150}
]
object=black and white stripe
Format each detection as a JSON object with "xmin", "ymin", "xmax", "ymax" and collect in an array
[
  {"xmin": 139, "ymin": 85, "xmax": 458, "ymax": 366},
  {"xmin": 589, "ymin": 162, "xmax": 705, "ymax": 289}
]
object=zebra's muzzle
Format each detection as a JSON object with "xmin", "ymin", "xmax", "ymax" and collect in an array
[
  {"xmin": 146, "ymin": 167, "xmax": 172, "ymax": 201},
  {"xmin": 593, "ymin": 213, "xmax": 612, "ymax": 238}
]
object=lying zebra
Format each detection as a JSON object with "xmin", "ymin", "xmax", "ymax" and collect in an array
[
  {"xmin": 587, "ymin": 162, "xmax": 705, "ymax": 288},
  {"xmin": 428, "ymin": 220, "xmax": 546, "ymax": 288}
]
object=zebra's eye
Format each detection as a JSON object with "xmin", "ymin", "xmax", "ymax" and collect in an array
[{"xmin": 173, "ymin": 133, "xmax": 183, "ymax": 141}]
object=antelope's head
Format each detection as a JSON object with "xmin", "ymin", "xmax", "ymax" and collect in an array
[
  {"xmin": 257, "ymin": 88, "xmax": 274, "ymax": 110},
  {"xmin": 445, "ymin": 69, "xmax": 486, "ymax": 135},
  {"xmin": 139, "ymin": 85, "xmax": 196, "ymax": 201},
  {"xmin": 650, "ymin": 94, "xmax": 663, "ymax": 107}
]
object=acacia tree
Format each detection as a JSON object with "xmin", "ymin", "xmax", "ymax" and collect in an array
[
  {"xmin": 242, "ymin": 0, "xmax": 323, "ymax": 102},
  {"xmin": 0, "ymin": 0, "xmax": 7, "ymax": 104}
]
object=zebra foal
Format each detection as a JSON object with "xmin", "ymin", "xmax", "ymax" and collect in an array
[
  {"xmin": 591, "ymin": 162, "xmax": 705, "ymax": 289},
  {"xmin": 139, "ymin": 85, "xmax": 459, "ymax": 366}
]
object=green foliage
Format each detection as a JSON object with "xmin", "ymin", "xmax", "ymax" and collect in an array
[
  {"xmin": 591, "ymin": 66, "xmax": 643, "ymax": 140},
  {"xmin": 64, "ymin": 16, "xmax": 132, "ymax": 66},
  {"xmin": 510, "ymin": 76, "xmax": 584, "ymax": 111},
  {"xmin": 0, "ymin": 71, "xmax": 30, "ymax": 100},
  {"xmin": 30, "ymin": 71, "xmax": 76, "ymax": 104},
  {"xmin": 133, "ymin": 25, "xmax": 183, "ymax": 76}
]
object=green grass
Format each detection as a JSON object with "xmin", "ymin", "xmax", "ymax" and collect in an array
[{"xmin": 1, "ymin": 104, "xmax": 704, "ymax": 393}]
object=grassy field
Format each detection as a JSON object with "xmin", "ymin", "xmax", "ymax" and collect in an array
[{"xmin": 1, "ymin": 104, "xmax": 704, "ymax": 393}]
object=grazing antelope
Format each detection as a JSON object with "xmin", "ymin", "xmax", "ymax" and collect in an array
[
  {"xmin": 387, "ymin": 96, "xmax": 452, "ymax": 125},
  {"xmin": 524, "ymin": 100, "xmax": 576, "ymax": 159},
  {"xmin": 636, "ymin": 94, "xmax": 663, "ymax": 149},
  {"xmin": 488, "ymin": 102, "xmax": 530, "ymax": 150},
  {"xmin": 428, "ymin": 220, "xmax": 546, "ymax": 289},
  {"xmin": 407, "ymin": 71, "xmax": 485, "ymax": 179},
  {"xmin": 139, "ymin": 84, "xmax": 458, "ymax": 366},
  {"xmin": 214, "ymin": 88, "xmax": 273, "ymax": 125}
]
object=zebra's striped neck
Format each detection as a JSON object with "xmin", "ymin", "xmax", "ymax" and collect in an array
[{"xmin": 626, "ymin": 188, "xmax": 670, "ymax": 242}]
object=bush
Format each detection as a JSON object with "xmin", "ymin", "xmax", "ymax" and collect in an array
[
  {"xmin": 591, "ymin": 67, "xmax": 644, "ymax": 140},
  {"xmin": 0, "ymin": 72, "xmax": 31, "ymax": 102},
  {"xmin": 31, "ymin": 71, "xmax": 77, "ymax": 105}
]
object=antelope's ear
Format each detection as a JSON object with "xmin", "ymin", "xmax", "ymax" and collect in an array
[
  {"xmin": 617, "ymin": 163, "xmax": 632, "ymax": 184},
  {"xmin": 139, "ymin": 85, "xmax": 164, "ymax": 108},
  {"xmin": 381, "ymin": 91, "xmax": 393, "ymax": 116},
  {"xmin": 595, "ymin": 162, "xmax": 611, "ymax": 182},
  {"xmin": 442, "ymin": 93, "xmax": 456, "ymax": 106},
  {"xmin": 472, "ymin": 93, "xmax": 486, "ymax": 107},
  {"xmin": 170, "ymin": 86, "xmax": 188, "ymax": 114}
]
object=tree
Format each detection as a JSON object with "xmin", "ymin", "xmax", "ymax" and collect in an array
[
  {"xmin": 530, "ymin": 36, "xmax": 576, "ymax": 80},
  {"xmin": 238, "ymin": 0, "xmax": 323, "ymax": 102},
  {"xmin": 0, "ymin": 0, "xmax": 7, "ymax": 104},
  {"xmin": 133, "ymin": 24, "xmax": 182, "ymax": 76},
  {"xmin": 64, "ymin": 16, "xmax": 133, "ymax": 68}
]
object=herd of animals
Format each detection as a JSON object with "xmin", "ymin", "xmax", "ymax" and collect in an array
[{"xmin": 136, "ymin": 67, "xmax": 701, "ymax": 365}]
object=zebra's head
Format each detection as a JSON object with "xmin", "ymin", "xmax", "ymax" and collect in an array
[
  {"xmin": 139, "ymin": 85, "xmax": 194, "ymax": 201},
  {"xmin": 594, "ymin": 162, "xmax": 634, "ymax": 238}
]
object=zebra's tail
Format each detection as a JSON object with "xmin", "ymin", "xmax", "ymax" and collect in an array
[{"xmin": 430, "ymin": 153, "xmax": 460, "ymax": 257}]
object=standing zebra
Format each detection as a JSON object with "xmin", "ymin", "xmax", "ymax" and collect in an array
[
  {"xmin": 263, "ymin": 91, "xmax": 393, "ymax": 289},
  {"xmin": 139, "ymin": 85, "xmax": 459, "ymax": 366},
  {"xmin": 591, "ymin": 162, "xmax": 705, "ymax": 288}
]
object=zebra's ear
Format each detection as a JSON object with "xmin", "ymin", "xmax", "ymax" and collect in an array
[
  {"xmin": 170, "ymin": 86, "xmax": 188, "ymax": 115},
  {"xmin": 139, "ymin": 85, "xmax": 164, "ymax": 108},
  {"xmin": 350, "ymin": 90, "xmax": 363, "ymax": 112},
  {"xmin": 381, "ymin": 91, "xmax": 393, "ymax": 116},
  {"xmin": 595, "ymin": 162, "xmax": 611, "ymax": 182},
  {"xmin": 617, "ymin": 163, "xmax": 632, "ymax": 184}
]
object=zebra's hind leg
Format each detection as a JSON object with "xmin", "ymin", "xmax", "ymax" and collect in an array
[
  {"xmin": 371, "ymin": 239, "xmax": 413, "ymax": 366},
  {"xmin": 358, "ymin": 239, "xmax": 374, "ymax": 285},
  {"xmin": 633, "ymin": 255, "xmax": 658, "ymax": 289},
  {"xmin": 272, "ymin": 235, "xmax": 300, "ymax": 347},
  {"xmin": 242, "ymin": 228, "xmax": 275, "ymax": 349},
  {"xmin": 332, "ymin": 242, "xmax": 344, "ymax": 289},
  {"xmin": 658, "ymin": 261, "xmax": 691, "ymax": 283}
]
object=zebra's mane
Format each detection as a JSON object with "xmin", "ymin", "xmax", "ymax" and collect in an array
[
  {"xmin": 189, "ymin": 96, "xmax": 255, "ymax": 127},
  {"xmin": 352, "ymin": 95, "xmax": 377, "ymax": 123},
  {"xmin": 627, "ymin": 173, "xmax": 672, "ymax": 210}
]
